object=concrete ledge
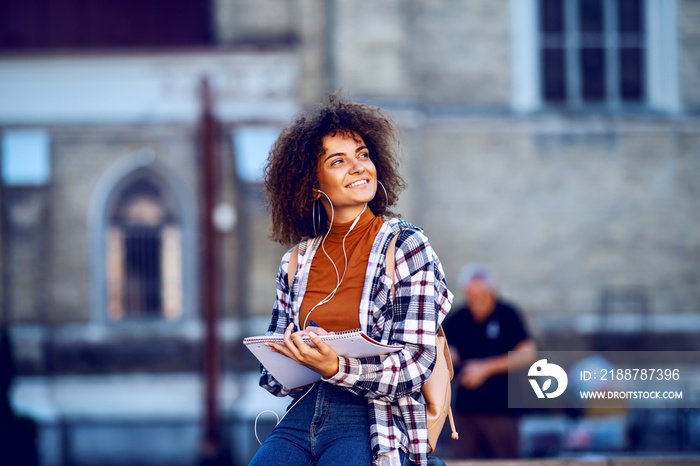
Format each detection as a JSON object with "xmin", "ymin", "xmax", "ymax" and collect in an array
[{"xmin": 445, "ymin": 459, "xmax": 700, "ymax": 466}]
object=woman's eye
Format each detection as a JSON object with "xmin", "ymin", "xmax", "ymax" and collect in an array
[{"xmin": 359, "ymin": 152, "xmax": 369, "ymax": 159}]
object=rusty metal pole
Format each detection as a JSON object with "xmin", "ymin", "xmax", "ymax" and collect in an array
[{"xmin": 199, "ymin": 76, "xmax": 221, "ymax": 464}]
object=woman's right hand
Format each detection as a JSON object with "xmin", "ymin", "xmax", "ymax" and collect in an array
[{"xmin": 265, "ymin": 323, "xmax": 340, "ymax": 378}]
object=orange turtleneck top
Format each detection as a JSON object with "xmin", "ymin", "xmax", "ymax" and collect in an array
[{"xmin": 298, "ymin": 207, "xmax": 385, "ymax": 332}]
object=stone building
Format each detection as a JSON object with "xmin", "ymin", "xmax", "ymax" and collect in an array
[{"xmin": 1, "ymin": 0, "xmax": 699, "ymax": 464}]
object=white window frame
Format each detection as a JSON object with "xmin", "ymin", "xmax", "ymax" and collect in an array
[{"xmin": 511, "ymin": 0, "xmax": 679, "ymax": 114}]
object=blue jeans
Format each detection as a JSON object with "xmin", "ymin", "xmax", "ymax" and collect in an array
[
  {"xmin": 399, "ymin": 450, "xmax": 447, "ymax": 466},
  {"xmin": 250, "ymin": 382, "xmax": 372, "ymax": 465}
]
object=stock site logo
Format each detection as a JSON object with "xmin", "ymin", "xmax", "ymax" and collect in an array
[{"xmin": 528, "ymin": 359, "xmax": 568, "ymax": 399}]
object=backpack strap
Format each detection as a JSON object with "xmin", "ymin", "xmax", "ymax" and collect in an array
[
  {"xmin": 385, "ymin": 234, "xmax": 399, "ymax": 298},
  {"xmin": 287, "ymin": 245, "xmax": 299, "ymax": 289}
]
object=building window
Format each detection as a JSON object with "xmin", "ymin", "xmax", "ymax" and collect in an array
[
  {"xmin": 539, "ymin": 0, "xmax": 645, "ymax": 108},
  {"xmin": 106, "ymin": 177, "xmax": 182, "ymax": 321},
  {"xmin": 1, "ymin": 130, "xmax": 50, "ymax": 186},
  {"xmin": 510, "ymin": 0, "xmax": 678, "ymax": 113},
  {"xmin": 231, "ymin": 125, "xmax": 281, "ymax": 184}
]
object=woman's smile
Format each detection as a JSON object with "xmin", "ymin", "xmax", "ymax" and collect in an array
[{"xmin": 347, "ymin": 179, "xmax": 370, "ymax": 188}]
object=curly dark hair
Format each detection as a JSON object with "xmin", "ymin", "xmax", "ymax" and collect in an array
[{"xmin": 263, "ymin": 92, "xmax": 406, "ymax": 245}]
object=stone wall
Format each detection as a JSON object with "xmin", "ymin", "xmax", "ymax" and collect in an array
[
  {"xmin": 398, "ymin": 116, "xmax": 700, "ymax": 333},
  {"xmin": 680, "ymin": 0, "xmax": 700, "ymax": 110},
  {"xmin": 212, "ymin": 0, "xmax": 328, "ymax": 105},
  {"xmin": 409, "ymin": 0, "xmax": 512, "ymax": 108}
]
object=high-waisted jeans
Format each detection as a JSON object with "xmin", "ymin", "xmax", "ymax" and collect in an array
[{"xmin": 249, "ymin": 382, "xmax": 373, "ymax": 465}]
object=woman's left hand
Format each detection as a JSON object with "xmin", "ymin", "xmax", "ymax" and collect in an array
[{"xmin": 266, "ymin": 323, "xmax": 340, "ymax": 378}]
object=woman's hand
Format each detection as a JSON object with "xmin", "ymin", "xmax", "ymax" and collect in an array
[
  {"xmin": 303, "ymin": 326, "xmax": 331, "ymax": 335},
  {"xmin": 266, "ymin": 323, "xmax": 340, "ymax": 378}
]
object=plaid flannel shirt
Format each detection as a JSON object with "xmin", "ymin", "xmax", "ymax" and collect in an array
[{"xmin": 259, "ymin": 218, "xmax": 454, "ymax": 466}]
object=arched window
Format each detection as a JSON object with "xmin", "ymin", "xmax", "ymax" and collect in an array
[
  {"xmin": 104, "ymin": 172, "xmax": 183, "ymax": 322},
  {"xmin": 91, "ymin": 151, "xmax": 198, "ymax": 326}
]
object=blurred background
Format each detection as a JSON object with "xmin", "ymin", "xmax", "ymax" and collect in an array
[{"xmin": 0, "ymin": 0, "xmax": 699, "ymax": 465}]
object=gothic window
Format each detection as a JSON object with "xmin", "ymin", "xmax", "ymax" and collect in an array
[{"xmin": 105, "ymin": 176, "xmax": 183, "ymax": 321}]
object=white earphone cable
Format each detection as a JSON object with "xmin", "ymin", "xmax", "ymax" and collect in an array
[
  {"xmin": 254, "ymin": 383, "xmax": 315, "ymax": 445},
  {"xmin": 303, "ymin": 195, "xmax": 366, "ymax": 329}
]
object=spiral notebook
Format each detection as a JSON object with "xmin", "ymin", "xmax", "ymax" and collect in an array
[{"xmin": 244, "ymin": 329, "xmax": 403, "ymax": 389}]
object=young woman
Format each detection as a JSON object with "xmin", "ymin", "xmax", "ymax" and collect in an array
[{"xmin": 250, "ymin": 93, "xmax": 453, "ymax": 466}]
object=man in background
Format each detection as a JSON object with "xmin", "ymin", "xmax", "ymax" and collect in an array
[{"xmin": 443, "ymin": 263, "xmax": 536, "ymax": 459}]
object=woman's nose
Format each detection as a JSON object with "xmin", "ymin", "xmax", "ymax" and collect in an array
[{"xmin": 350, "ymin": 158, "xmax": 366, "ymax": 173}]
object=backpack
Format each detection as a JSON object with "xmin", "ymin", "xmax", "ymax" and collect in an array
[{"xmin": 385, "ymin": 234, "xmax": 459, "ymax": 454}]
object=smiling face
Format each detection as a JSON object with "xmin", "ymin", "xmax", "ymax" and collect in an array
[{"xmin": 316, "ymin": 131, "xmax": 377, "ymax": 223}]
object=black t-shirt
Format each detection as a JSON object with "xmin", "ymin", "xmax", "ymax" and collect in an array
[{"xmin": 442, "ymin": 299, "xmax": 529, "ymax": 414}]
